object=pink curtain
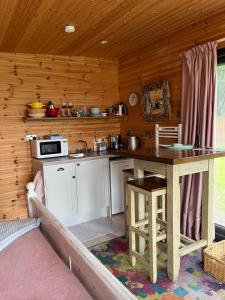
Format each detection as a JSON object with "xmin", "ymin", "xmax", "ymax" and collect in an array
[{"xmin": 181, "ymin": 42, "xmax": 217, "ymax": 240}]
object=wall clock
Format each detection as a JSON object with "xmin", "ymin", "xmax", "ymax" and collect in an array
[{"xmin": 128, "ymin": 92, "xmax": 139, "ymax": 107}]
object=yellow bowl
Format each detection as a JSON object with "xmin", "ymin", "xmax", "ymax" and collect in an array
[{"xmin": 28, "ymin": 102, "xmax": 45, "ymax": 109}]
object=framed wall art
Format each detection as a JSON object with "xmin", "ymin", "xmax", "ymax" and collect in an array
[{"xmin": 142, "ymin": 80, "xmax": 171, "ymax": 120}]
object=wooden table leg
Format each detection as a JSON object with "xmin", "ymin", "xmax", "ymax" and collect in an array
[
  {"xmin": 134, "ymin": 160, "xmax": 145, "ymax": 255},
  {"xmin": 166, "ymin": 164, "xmax": 180, "ymax": 281},
  {"xmin": 202, "ymin": 159, "xmax": 214, "ymax": 245}
]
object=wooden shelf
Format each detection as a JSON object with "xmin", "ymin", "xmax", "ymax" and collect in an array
[{"xmin": 24, "ymin": 116, "xmax": 127, "ymax": 121}]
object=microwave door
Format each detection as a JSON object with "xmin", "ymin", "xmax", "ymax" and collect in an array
[{"xmin": 40, "ymin": 141, "xmax": 61, "ymax": 155}]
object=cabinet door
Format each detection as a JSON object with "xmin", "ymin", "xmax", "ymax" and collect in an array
[
  {"xmin": 76, "ymin": 158, "xmax": 109, "ymax": 214},
  {"xmin": 110, "ymin": 159, "xmax": 134, "ymax": 214},
  {"xmin": 43, "ymin": 163, "xmax": 77, "ymax": 218}
]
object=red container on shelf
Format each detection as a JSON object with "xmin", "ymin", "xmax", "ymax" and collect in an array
[{"xmin": 46, "ymin": 107, "xmax": 60, "ymax": 117}]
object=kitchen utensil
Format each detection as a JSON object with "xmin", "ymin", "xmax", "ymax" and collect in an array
[
  {"xmin": 46, "ymin": 107, "xmax": 60, "ymax": 117},
  {"xmin": 118, "ymin": 102, "xmax": 127, "ymax": 116},
  {"xmin": 28, "ymin": 108, "xmax": 46, "ymax": 114},
  {"xmin": 47, "ymin": 101, "xmax": 54, "ymax": 109},
  {"xmin": 28, "ymin": 108, "xmax": 46, "ymax": 118},
  {"xmin": 90, "ymin": 107, "xmax": 101, "ymax": 115},
  {"xmin": 107, "ymin": 107, "xmax": 114, "ymax": 116},
  {"xmin": 128, "ymin": 135, "xmax": 140, "ymax": 150},
  {"xmin": 93, "ymin": 139, "xmax": 107, "ymax": 152},
  {"xmin": 28, "ymin": 113, "xmax": 46, "ymax": 118},
  {"xmin": 161, "ymin": 144, "xmax": 193, "ymax": 150},
  {"xmin": 108, "ymin": 134, "xmax": 122, "ymax": 150},
  {"xmin": 69, "ymin": 153, "xmax": 85, "ymax": 158},
  {"xmin": 28, "ymin": 101, "xmax": 45, "ymax": 109}
]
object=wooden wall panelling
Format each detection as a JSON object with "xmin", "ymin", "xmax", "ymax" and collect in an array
[
  {"xmin": 0, "ymin": 52, "xmax": 120, "ymax": 220},
  {"xmin": 118, "ymin": 9, "xmax": 225, "ymax": 149}
]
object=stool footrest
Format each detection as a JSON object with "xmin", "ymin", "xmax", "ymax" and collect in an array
[
  {"xmin": 123, "ymin": 168, "xmax": 154, "ymax": 179},
  {"xmin": 131, "ymin": 250, "xmax": 150, "ymax": 269},
  {"xmin": 179, "ymin": 239, "xmax": 207, "ymax": 256},
  {"xmin": 134, "ymin": 218, "xmax": 166, "ymax": 228},
  {"xmin": 134, "ymin": 219, "xmax": 149, "ymax": 227},
  {"xmin": 131, "ymin": 226, "xmax": 166, "ymax": 242}
]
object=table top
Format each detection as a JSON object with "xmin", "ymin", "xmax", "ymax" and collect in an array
[{"xmin": 112, "ymin": 147, "xmax": 225, "ymax": 165}]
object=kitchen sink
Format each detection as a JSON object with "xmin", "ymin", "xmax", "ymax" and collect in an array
[{"xmin": 69, "ymin": 153, "xmax": 86, "ymax": 158}]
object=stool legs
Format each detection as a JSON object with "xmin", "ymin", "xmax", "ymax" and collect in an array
[
  {"xmin": 128, "ymin": 187, "xmax": 136, "ymax": 266},
  {"xmin": 128, "ymin": 181, "xmax": 167, "ymax": 283},
  {"xmin": 148, "ymin": 193, "xmax": 157, "ymax": 283}
]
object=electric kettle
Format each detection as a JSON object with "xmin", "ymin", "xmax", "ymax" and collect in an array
[{"xmin": 128, "ymin": 136, "xmax": 140, "ymax": 150}]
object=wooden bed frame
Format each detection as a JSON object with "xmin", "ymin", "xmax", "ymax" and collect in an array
[{"xmin": 27, "ymin": 184, "xmax": 135, "ymax": 300}]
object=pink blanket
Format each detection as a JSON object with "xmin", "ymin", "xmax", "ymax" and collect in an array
[{"xmin": 0, "ymin": 229, "xmax": 92, "ymax": 300}]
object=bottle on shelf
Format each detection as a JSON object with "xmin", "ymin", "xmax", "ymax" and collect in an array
[
  {"xmin": 67, "ymin": 102, "xmax": 73, "ymax": 117},
  {"xmin": 194, "ymin": 133, "xmax": 200, "ymax": 148},
  {"xmin": 61, "ymin": 102, "xmax": 67, "ymax": 117}
]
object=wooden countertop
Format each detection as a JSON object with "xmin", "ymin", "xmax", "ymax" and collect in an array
[{"xmin": 111, "ymin": 148, "xmax": 225, "ymax": 165}]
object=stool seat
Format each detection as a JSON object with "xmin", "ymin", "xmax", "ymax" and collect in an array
[
  {"xmin": 128, "ymin": 176, "xmax": 166, "ymax": 192},
  {"xmin": 123, "ymin": 168, "xmax": 153, "ymax": 179}
]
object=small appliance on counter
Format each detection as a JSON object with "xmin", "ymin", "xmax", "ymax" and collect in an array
[
  {"xmin": 31, "ymin": 138, "xmax": 68, "ymax": 159},
  {"xmin": 128, "ymin": 135, "xmax": 140, "ymax": 150},
  {"xmin": 93, "ymin": 138, "xmax": 107, "ymax": 152},
  {"xmin": 108, "ymin": 134, "xmax": 122, "ymax": 150}
]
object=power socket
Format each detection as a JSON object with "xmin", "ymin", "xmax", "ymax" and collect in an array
[{"xmin": 25, "ymin": 134, "xmax": 37, "ymax": 141}]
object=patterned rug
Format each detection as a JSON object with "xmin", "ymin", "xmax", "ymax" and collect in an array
[{"xmin": 90, "ymin": 237, "xmax": 225, "ymax": 299}]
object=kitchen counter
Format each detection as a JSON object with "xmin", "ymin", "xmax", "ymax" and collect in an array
[
  {"xmin": 33, "ymin": 147, "xmax": 225, "ymax": 165},
  {"xmin": 33, "ymin": 151, "xmax": 120, "ymax": 165},
  {"xmin": 111, "ymin": 147, "xmax": 225, "ymax": 164}
]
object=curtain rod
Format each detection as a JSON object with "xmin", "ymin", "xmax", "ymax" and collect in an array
[
  {"xmin": 216, "ymin": 37, "xmax": 225, "ymax": 43},
  {"xmin": 179, "ymin": 38, "xmax": 225, "ymax": 57}
]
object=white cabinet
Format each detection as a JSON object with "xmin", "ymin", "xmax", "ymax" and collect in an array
[
  {"xmin": 110, "ymin": 158, "xmax": 134, "ymax": 214},
  {"xmin": 43, "ymin": 162, "xmax": 77, "ymax": 224},
  {"xmin": 33, "ymin": 157, "xmax": 110, "ymax": 227},
  {"xmin": 76, "ymin": 158, "xmax": 109, "ymax": 215}
]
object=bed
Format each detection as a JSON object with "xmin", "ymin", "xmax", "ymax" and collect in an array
[{"xmin": 1, "ymin": 183, "xmax": 135, "ymax": 300}]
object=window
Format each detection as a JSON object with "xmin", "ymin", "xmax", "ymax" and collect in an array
[{"xmin": 215, "ymin": 48, "xmax": 225, "ymax": 240}]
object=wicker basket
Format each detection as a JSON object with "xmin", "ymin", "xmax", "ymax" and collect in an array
[{"xmin": 204, "ymin": 240, "xmax": 225, "ymax": 283}]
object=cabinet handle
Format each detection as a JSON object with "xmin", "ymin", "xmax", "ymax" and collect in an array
[
  {"xmin": 72, "ymin": 176, "xmax": 76, "ymax": 179},
  {"xmin": 77, "ymin": 163, "xmax": 80, "ymax": 166},
  {"xmin": 57, "ymin": 167, "xmax": 64, "ymax": 171}
]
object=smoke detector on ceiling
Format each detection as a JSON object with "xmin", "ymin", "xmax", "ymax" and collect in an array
[{"xmin": 65, "ymin": 24, "xmax": 75, "ymax": 33}]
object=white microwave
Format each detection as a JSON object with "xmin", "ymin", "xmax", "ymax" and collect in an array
[{"xmin": 31, "ymin": 139, "xmax": 68, "ymax": 159}]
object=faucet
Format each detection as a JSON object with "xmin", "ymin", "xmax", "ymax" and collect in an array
[{"xmin": 79, "ymin": 140, "xmax": 88, "ymax": 154}]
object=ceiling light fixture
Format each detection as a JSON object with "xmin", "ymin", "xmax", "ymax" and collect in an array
[
  {"xmin": 65, "ymin": 24, "xmax": 75, "ymax": 33},
  {"xmin": 100, "ymin": 40, "xmax": 108, "ymax": 44}
]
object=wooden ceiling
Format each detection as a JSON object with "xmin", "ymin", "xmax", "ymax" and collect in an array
[{"xmin": 0, "ymin": 0, "xmax": 225, "ymax": 58}]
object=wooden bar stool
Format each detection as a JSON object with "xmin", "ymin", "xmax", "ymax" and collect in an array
[
  {"xmin": 123, "ymin": 168, "xmax": 154, "ymax": 236},
  {"xmin": 127, "ymin": 176, "xmax": 167, "ymax": 283}
]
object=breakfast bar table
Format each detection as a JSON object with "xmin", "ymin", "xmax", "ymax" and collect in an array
[{"xmin": 116, "ymin": 147, "xmax": 225, "ymax": 281}]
